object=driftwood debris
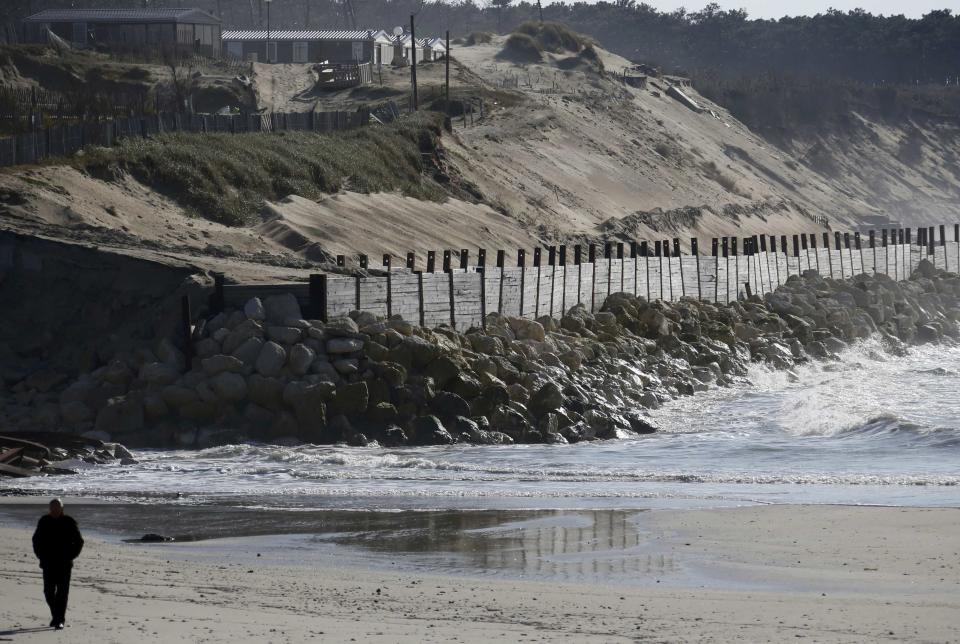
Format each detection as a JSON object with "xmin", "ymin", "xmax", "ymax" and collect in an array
[{"xmin": 0, "ymin": 433, "xmax": 135, "ymax": 477}]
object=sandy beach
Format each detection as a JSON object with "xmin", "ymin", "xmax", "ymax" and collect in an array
[{"xmin": 0, "ymin": 504, "xmax": 957, "ymax": 643}]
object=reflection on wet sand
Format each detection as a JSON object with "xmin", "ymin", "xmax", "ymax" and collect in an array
[
  {"xmin": 0, "ymin": 504, "xmax": 671, "ymax": 582},
  {"xmin": 328, "ymin": 510, "xmax": 671, "ymax": 581}
]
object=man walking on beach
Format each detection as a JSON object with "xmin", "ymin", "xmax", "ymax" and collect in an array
[{"xmin": 32, "ymin": 498, "xmax": 83, "ymax": 630}]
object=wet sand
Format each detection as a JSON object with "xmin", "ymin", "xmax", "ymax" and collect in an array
[{"xmin": 0, "ymin": 503, "xmax": 957, "ymax": 642}]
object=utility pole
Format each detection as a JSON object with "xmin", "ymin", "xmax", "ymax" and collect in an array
[
  {"xmin": 537, "ymin": 0, "xmax": 544, "ymax": 22},
  {"xmin": 265, "ymin": 0, "xmax": 272, "ymax": 62},
  {"xmin": 445, "ymin": 30, "xmax": 450, "ymax": 108},
  {"xmin": 410, "ymin": 14, "xmax": 418, "ymax": 110}
]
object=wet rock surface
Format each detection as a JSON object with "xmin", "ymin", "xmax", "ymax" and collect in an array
[{"xmin": 2, "ymin": 261, "xmax": 959, "ymax": 450}]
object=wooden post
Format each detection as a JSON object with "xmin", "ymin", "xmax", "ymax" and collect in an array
[
  {"xmin": 635, "ymin": 241, "xmax": 645, "ymax": 301},
  {"xmin": 406, "ymin": 252, "xmax": 415, "ymax": 271},
  {"xmin": 691, "ymin": 238, "xmax": 701, "ymax": 300},
  {"xmin": 559, "ymin": 244, "xmax": 568, "ymax": 312},
  {"xmin": 548, "ymin": 246, "xmax": 556, "ymax": 317},
  {"xmin": 478, "ymin": 248, "xmax": 487, "ymax": 267},
  {"xmin": 574, "ymin": 244, "xmax": 583, "ymax": 305},
  {"xmin": 427, "ymin": 251, "xmax": 436, "ymax": 273},
  {"xmin": 442, "ymin": 249, "xmax": 451, "ymax": 272},
  {"xmin": 497, "ymin": 249, "xmax": 505, "ymax": 315},
  {"xmin": 673, "ymin": 238, "xmax": 682, "ymax": 298},
  {"xmin": 809, "ymin": 233, "xmax": 818, "ymax": 274},
  {"xmin": 834, "ymin": 231, "xmax": 843, "ymax": 278},
  {"xmin": 336, "ymin": 255, "xmax": 346, "ymax": 268},
  {"xmin": 771, "ymin": 235, "xmax": 780, "ymax": 286},
  {"xmin": 589, "ymin": 243, "xmax": 597, "ymax": 312},
  {"xmin": 460, "ymin": 248, "xmax": 469, "ymax": 270},
  {"xmin": 445, "ymin": 30, "xmax": 450, "ymax": 108},
  {"xmin": 956, "ymin": 224, "xmax": 960, "ymax": 274},
  {"xmin": 518, "ymin": 248, "xmax": 526, "ymax": 317},
  {"xmin": 417, "ymin": 271, "xmax": 425, "ymax": 327},
  {"xmin": 359, "ymin": 254, "xmax": 368, "ymax": 269},
  {"xmin": 448, "ymin": 270, "xmax": 456, "ymax": 329},
  {"xmin": 617, "ymin": 242, "xmax": 625, "ymax": 292},
  {"xmin": 533, "ymin": 247, "xmax": 542, "ymax": 316},
  {"xmin": 211, "ymin": 272, "xmax": 225, "ymax": 314},
  {"xmin": 479, "ymin": 265, "xmax": 487, "ymax": 328},
  {"xmin": 662, "ymin": 239, "xmax": 671, "ymax": 300},
  {"xmin": 181, "ymin": 295, "xmax": 194, "ymax": 362},
  {"xmin": 383, "ymin": 255, "xmax": 393, "ymax": 318},
  {"xmin": 603, "ymin": 243, "xmax": 611, "ymax": 300},
  {"xmin": 307, "ymin": 274, "xmax": 324, "ymax": 321},
  {"xmin": 410, "ymin": 14, "xmax": 418, "ymax": 110}
]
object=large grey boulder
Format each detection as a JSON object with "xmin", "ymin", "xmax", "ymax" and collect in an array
[
  {"xmin": 210, "ymin": 372, "xmax": 248, "ymax": 402},
  {"xmin": 202, "ymin": 354, "xmax": 244, "ymax": 375},
  {"xmin": 94, "ymin": 396, "xmax": 144, "ymax": 435},
  {"xmin": 194, "ymin": 337, "xmax": 220, "ymax": 359},
  {"xmin": 255, "ymin": 341, "xmax": 286, "ymax": 377},
  {"xmin": 230, "ymin": 336, "xmax": 264, "ymax": 366},
  {"xmin": 429, "ymin": 391, "xmax": 471, "ymax": 418},
  {"xmin": 411, "ymin": 415, "xmax": 455, "ymax": 445},
  {"xmin": 161, "ymin": 385, "xmax": 199, "ymax": 410},
  {"xmin": 328, "ymin": 381, "xmax": 369, "ymax": 416},
  {"xmin": 325, "ymin": 316, "xmax": 360, "ymax": 337},
  {"xmin": 267, "ymin": 326, "xmax": 302, "ymax": 345},
  {"xmin": 263, "ymin": 293, "xmax": 302, "ymax": 324},
  {"xmin": 327, "ymin": 338, "xmax": 364, "ymax": 354},
  {"xmin": 247, "ymin": 374, "xmax": 285, "ymax": 410},
  {"xmin": 244, "ymin": 297, "xmax": 266, "ymax": 321},
  {"xmin": 138, "ymin": 362, "xmax": 181, "ymax": 386},
  {"xmin": 287, "ymin": 343, "xmax": 316, "ymax": 376},
  {"xmin": 157, "ymin": 338, "xmax": 187, "ymax": 371},
  {"xmin": 222, "ymin": 319, "xmax": 264, "ymax": 354},
  {"xmin": 528, "ymin": 382, "xmax": 563, "ymax": 418}
]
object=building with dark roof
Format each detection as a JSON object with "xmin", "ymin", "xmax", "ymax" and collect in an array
[
  {"xmin": 21, "ymin": 8, "xmax": 221, "ymax": 57},
  {"xmin": 221, "ymin": 29, "xmax": 392, "ymax": 64}
]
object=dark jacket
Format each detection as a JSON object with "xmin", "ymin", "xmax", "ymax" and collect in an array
[{"xmin": 32, "ymin": 515, "xmax": 84, "ymax": 569}]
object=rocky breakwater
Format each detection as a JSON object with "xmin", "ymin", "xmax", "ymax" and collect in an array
[{"xmin": 6, "ymin": 261, "xmax": 960, "ymax": 449}]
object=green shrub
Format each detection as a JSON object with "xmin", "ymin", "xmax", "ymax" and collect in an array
[
  {"xmin": 465, "ymin": 32, "xmax": 493, "ymax": 46},
  {"xmin": 513, "ymin": 21, "xmax": 589, "ymax": 54},
  {"xmin": 497, "ymin": 33, "xmax": 542, "ymax": 63},
  {"xmin": 79, "ymin": 113, "xmax": 448, "ymax": 226}
]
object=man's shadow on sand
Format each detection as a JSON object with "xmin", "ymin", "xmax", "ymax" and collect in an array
[{"xmin": 0, "ymin": 626, "xmax": 56, "ymax": 639}]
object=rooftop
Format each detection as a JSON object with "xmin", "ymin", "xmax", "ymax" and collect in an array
[
  {"xmin": 221, "ymin": 29, "xmax": 386, "ymax": 42},
  {"xmin": 23, "ymin": 8, "xmax": 221, "ymax": 24}
]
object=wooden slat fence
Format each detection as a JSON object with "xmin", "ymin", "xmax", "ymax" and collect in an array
[
  {"xmin": 208, "ymin": 224, "xmax": 960, "ymax": 331},
  {"xmin": 0, "ymin": 108, "xmax": 369, "ymax": 167}
]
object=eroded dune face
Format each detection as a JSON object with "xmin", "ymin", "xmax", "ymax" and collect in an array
[
  {"xmin": 2, "ymin": 34, "xmax": 957, "ymax": 269},
  {"xmin": 256, "ymin": 192, "xmax": 541, "ymax": 259}
]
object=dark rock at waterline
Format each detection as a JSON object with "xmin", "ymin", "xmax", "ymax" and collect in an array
[
  {"xmin": 136, "ymin": 533, "xmax": 174, "ymax": 543},
  {"xmin": 411, "ymin": 415, "xmax": 455, "ymax": 445},
  {"xmin": 624, "ymin": 410, "xmax": 659, "ymax": 434}
]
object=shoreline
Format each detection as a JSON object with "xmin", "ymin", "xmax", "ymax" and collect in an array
[{"xmin": 1, "ymin": 504, "xmax": 957, "ymax": 642}]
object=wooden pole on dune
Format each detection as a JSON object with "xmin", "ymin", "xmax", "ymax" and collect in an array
[
  {"xmin": 410, "ymin": 15, "xmax": 418, "ymax": 110},
  {"xmin": 445, "ymin": 30, "xmax": 450, "ymax": 108}
]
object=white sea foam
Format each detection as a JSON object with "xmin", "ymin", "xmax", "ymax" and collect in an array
[{"xmin": 11, "ymin": 342, "xmax": 960, "ymax": 509}]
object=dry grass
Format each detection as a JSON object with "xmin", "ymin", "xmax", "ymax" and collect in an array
[{"xmin": 78, "ymin": 112, "xmax": 449, "ymax": 226}]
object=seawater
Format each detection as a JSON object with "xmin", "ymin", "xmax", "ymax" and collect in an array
[{"xmin": 8, "ymin": 339, "xmax": 959, "ymax": 510}]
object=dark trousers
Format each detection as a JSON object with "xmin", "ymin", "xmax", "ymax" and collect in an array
[{"xmin": 42, "ymin": 565, "xmax": 71, "ymax": 623}]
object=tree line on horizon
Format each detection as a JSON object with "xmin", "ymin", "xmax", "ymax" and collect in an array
[{"xmin": 3, "ymin": 0, "xmax": 959, "ymax": 85}]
